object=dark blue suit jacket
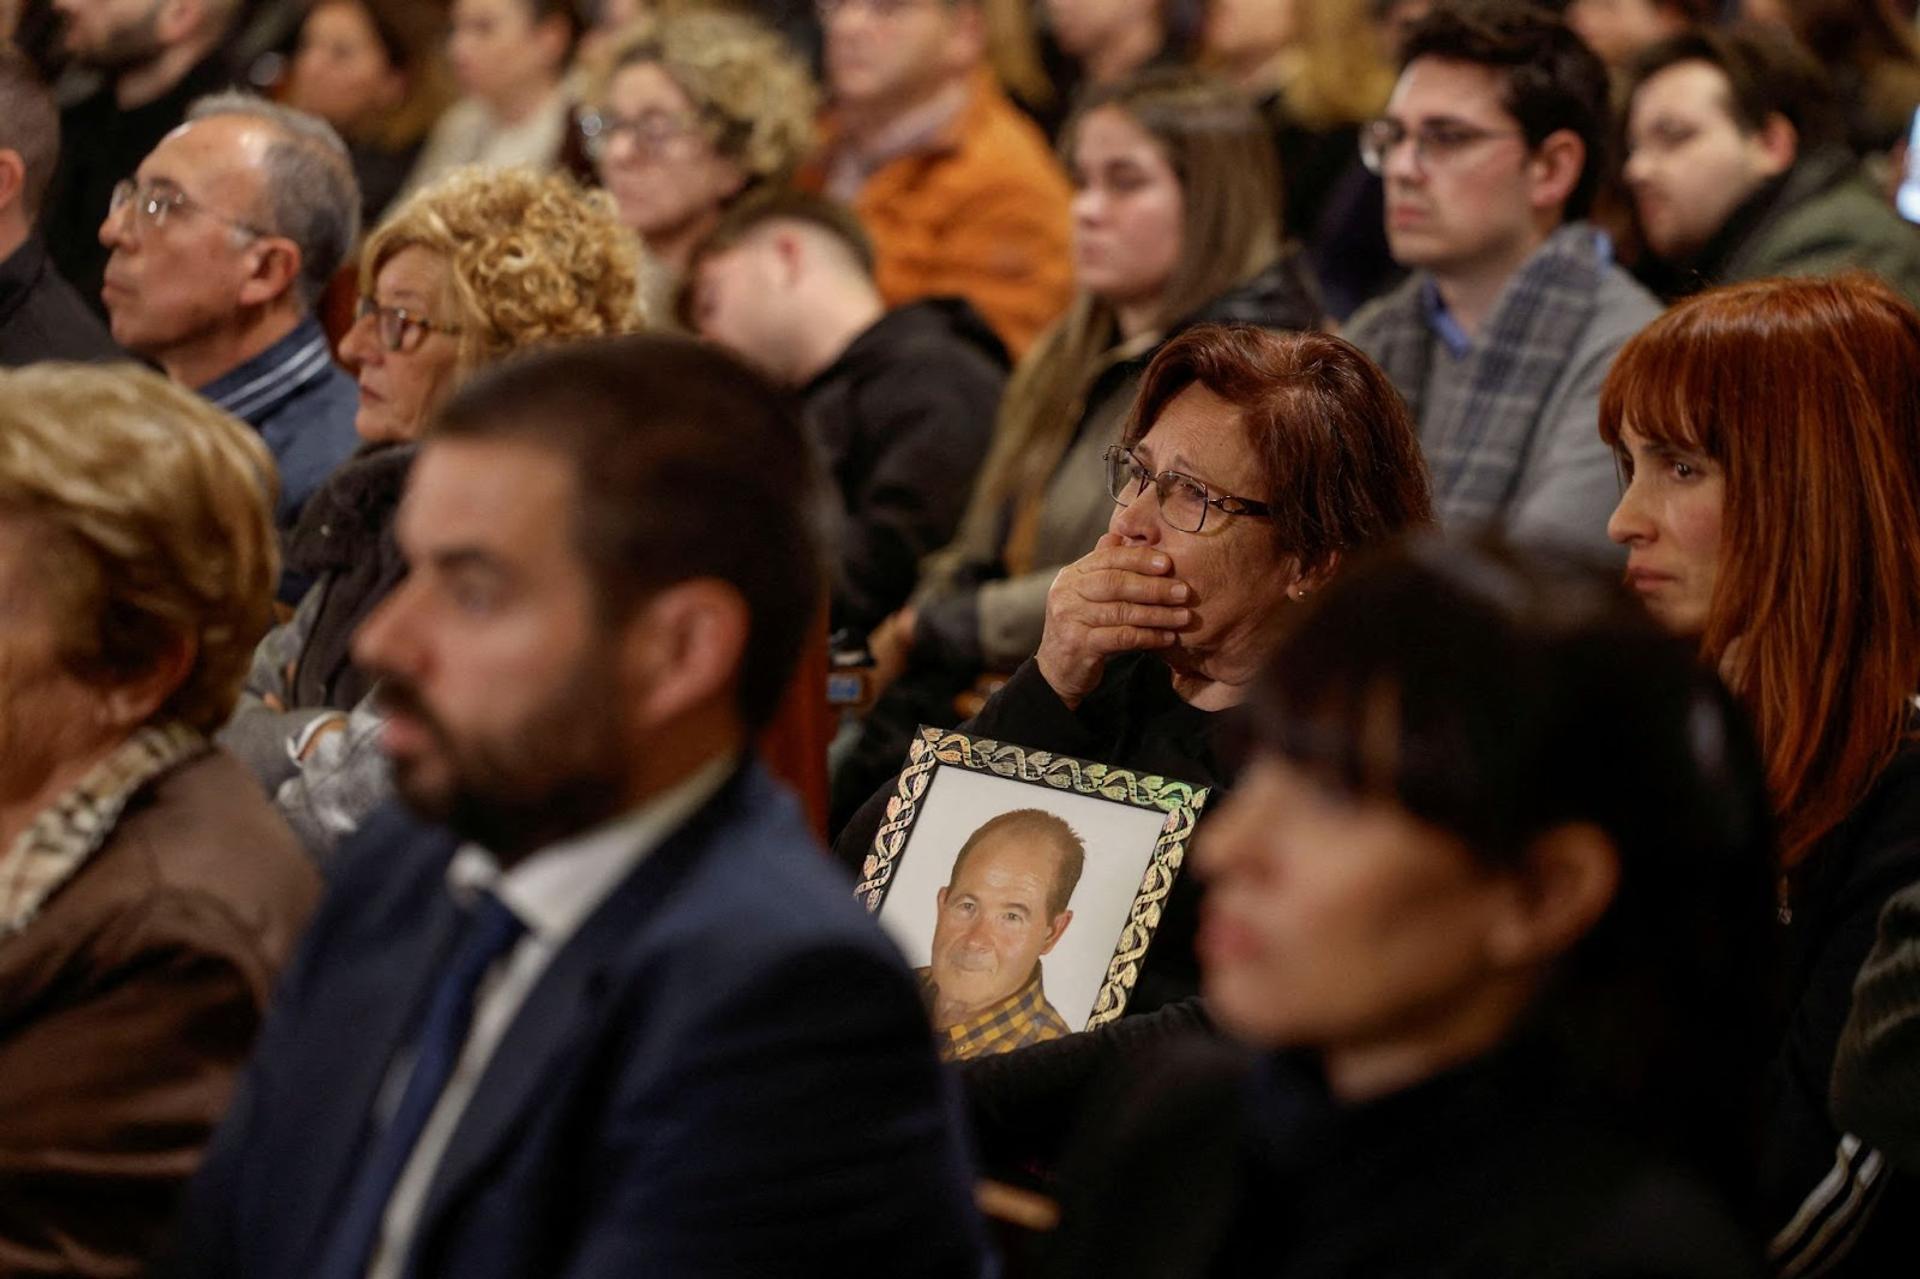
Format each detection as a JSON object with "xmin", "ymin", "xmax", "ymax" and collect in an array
[{"xmin": 167, "ymin": 762, "xmax": 986, "ymax": 1278}]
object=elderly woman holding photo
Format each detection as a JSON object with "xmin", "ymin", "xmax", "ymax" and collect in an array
[
  {"xmin": 837, "ymin": 322, "xmax": 1434, "ymax": 1012},
  {"xmin": 0, "ymin": 365, "xmax": 319, "ymax": 1275}
]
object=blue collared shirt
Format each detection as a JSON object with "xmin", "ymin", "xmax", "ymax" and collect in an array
[{"xmin": 200, "ymin": 315, "xmax": 360, "ymax": 535}]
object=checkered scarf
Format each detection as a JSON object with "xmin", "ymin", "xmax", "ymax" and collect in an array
[
  {"xmin": 920, "ymin": 965, "xmax": 1072, "ymax": 1062},
  {"xmin": 0, "ymin": 722, "xmax": 206, "ymax": 942},
  {"xmin": 1361, "ymin": 222, "xmax": 1605, "ymax": 530}
]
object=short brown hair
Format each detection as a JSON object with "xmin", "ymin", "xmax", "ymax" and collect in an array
[
  {"xmin": 0, "ymin": 364, "xmax": 279, "ymax": 733},
  {"xmin": 949, "ymin": 808, "xmax": 1087, "ymax": 919},
  {"xmin": 1123, "ymin": 325, "xmax": 1435, "ymax": 580},
  {"xmin": 429, "ymin": 334, "xmax": 827, "ymax": 730},
  {"xmin": 0, "ymin": 44, "xmax": 58, "ymax": 218}
]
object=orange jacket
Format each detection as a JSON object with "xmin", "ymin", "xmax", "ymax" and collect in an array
[{"xmin": 811, "ymin": 77, "xmax": 1074, "ymax": 358}]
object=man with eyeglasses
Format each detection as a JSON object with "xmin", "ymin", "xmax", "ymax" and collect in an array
[
  {"xmin": 1345, "ymin": 4, "xmax": 1657, "ymax": 559},
  {"xmin": 42, "ymin": 0, "xmax": 241, "ymax": 314},
  {"xmin": 100, "ymin": 92, "xmax": 362, "ymax": 600},
  {"xmin": 805, "ymin": 0, "xmax": 1073, "ymax": 358}
]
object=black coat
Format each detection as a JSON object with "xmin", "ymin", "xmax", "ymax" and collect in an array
[
  {"xmin": 1033, "ymin": 1035, "xmax": 1763, "ymax": 1279},
  {"xmin": 0, "ymin": 235, "xmax": 121, "ymax": 367},
  {"xmin": 803, "ymin": 298, "xmax": 1007, "ymax": 640},
  {"xmin": 1765, "ymin": 742, "xmax": 1920, "ymax": 1277}
]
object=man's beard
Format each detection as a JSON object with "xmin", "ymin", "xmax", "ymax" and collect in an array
[
  {"xmin": 68, "ymin": 1, "xmax": 168, "ymax": 73},
  {"xmin": 375, "ymin": 651, "xmax": 632, "ymax": 864}
]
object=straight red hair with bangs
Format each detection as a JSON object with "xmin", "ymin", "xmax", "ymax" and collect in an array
[{"xmin": 1599, "ymin": 274, "xmax": 1920, "ymax": 866}]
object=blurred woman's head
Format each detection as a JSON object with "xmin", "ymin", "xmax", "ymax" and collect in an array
[
  {"xmin": 343, "ymin": 165, "xmax": 645, "ymax": 443},
  {"xmin": 1601, "ymin": 273, "xmax": 1920, "ymax": 865},
  {"xmin": 448, "ymin": 0, "xmax": 579, "ymax": 111},
  {"xmin": 1106, "ymin": 325, "xmax": 1431, "ymax": 681},
  {"xmin": 587, "ymin": 8, "xmax": 816, "ymax": 268},
  {"xmin": 288, "ymin": 0, "xmax": 454, "ymax": 150},
  {"xmin": 0, "ymin": 365, "xmax": 279, "ymax": 760},
  {"xmin": 1200, "ymin": 535, "xmax": 1775, "ymax": 1176},
  {"xmin": 1064, "ymin": 69, "xmax": 1282, "ymax": 336}
]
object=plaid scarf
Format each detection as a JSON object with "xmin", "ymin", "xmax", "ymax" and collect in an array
[
  {"xmin": 0, "ymin": 722, "xmax": 207, "ymax": 942},
  {"xmin": 1359, "ymin": 222, "xmax": 1605, "ymax": 530},
  {"xmin": 919, "ymin": 964, "xmax": 1072, "ymax": 1062}
]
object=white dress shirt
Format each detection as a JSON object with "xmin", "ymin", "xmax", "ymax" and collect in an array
[{"xmin": 363, "ymin": 754, "xmax": 737, "ymax": 1279}]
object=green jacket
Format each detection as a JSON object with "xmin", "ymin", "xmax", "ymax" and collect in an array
[{"xmin": 1701, "ymin": 147, "xmax": 1920, "ymax": 307}]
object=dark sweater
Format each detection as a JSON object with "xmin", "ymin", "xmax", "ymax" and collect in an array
[
  {"xmin": 0, "ymin": 234, "xmax": 121, "ymax": 367},
  {"xmin": 1034, "ymin": 1036, "xmax": 1763, "ymax": 1279},
  {"xmin": 1766, "ymin": 742, "xmax": 1920, "ymax": 1277},
  {"xmin": 802, "ymin": 297, "xmax": 1007, "ymax": 641}
]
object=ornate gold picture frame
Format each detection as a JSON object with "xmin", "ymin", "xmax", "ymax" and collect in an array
[{"xmin": 856, "ymin": 726, "xmax": 1208, "ymax": 1052}]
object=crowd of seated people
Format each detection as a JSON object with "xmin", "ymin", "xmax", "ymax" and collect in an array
[{"xmin": 7, "ymin": 0, "xmax": 1920, "ymax": 1275}]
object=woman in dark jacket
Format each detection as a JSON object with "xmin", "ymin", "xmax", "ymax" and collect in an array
[
  {"xmin": 1603, "ymin": 273, "xmax": 1920, "ymax": 1275},
  {"xmin": 831, "ymin": 69, "xmax": 1324, "ymax": 832},
  {"xmin": 837, "ymin": 322, "xmax": 1432, "ymax": 1013},
  {"xmin": 1020, "ymin": 536, "xmax": 1776, "ymax": 1278}
]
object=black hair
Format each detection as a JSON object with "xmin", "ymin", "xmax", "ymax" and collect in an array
[
  {"xmin": 430, "ymin": 334, "xmax": 828, "ymax": 730},
  {"xmin": 1626, "ymin": 23, "xmax": 1845, "ymax": 153},
  {"xmin": 1399, "ymin": 3, "xmax": 1612, "ymax": 220},
  {"xmin": 1253, "ymin": 533, "xmax": 1778, "ymax": 1213}
]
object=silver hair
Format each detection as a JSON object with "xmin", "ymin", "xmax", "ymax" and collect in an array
[{"xmin": 186, "ymin": 92, "xmax": 361, "ymax": 309}]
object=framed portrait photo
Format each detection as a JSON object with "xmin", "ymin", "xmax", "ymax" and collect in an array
[{"xmin": 855, "ymin": 726, "xmax": 1209, "ymax": 1061}]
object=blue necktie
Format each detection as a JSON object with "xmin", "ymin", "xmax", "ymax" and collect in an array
[{"xmin": 312, "ymin": 890, "xmax": 527, "ymax": 1279}]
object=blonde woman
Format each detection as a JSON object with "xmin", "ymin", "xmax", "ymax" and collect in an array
[
  {"xmin": 584, "ymin": 7, "xmax": 817, "ymax": 319},
  {"xmin": 0, "ymin": 364, "xmax": 319, "ymax": 1275},
  {"xmin": 219, "ymin": 166, "xmax": 645, "ymax": 857}
]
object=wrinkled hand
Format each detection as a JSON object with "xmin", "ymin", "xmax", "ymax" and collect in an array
[{"xmin": 1035, "ymin": 535, "xmax": 1189, "ymax": 709}]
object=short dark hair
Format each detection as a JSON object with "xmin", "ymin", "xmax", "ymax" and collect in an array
[
  {"xmin": 429, "ymin": 335, "xmax": 828, "ymax": 730},
  {"xmin": 0, "ymin": 45, "xmax": 59, "ymax": 219},
  {"xmin": 1254, "ymin": 533, "xmax": 1777, "ymax": 1205},
  {"xmin": 681, "ymin": 186, "xmax": 875, "ymax": 325},
  {"xmin": 1625, "ymin": 24, "xmax": 1844, "ymax": 153},
  {"xmin": 1123, "ymin": 325, "xmax": 1434, "ymax": 581},
  {"xmin": 949, "ymin": 808, "xmax": 1086, "ymax": 919},
  {"xmin": 1399, "ymin": 3, "xmax": 1612, "ymax": 221}
]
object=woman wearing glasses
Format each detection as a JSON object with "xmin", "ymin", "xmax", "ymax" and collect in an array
[
  {"xmin": 218, "ymin": 166, "xmax": 642, "ymax": 858},
  {"xmin": 831, "ymin": 69, "xmax": 1324, "ymax": 832},
  {"xmin": 838, "ymin": 323, "xmax": 1431, "ymax": 1010},
  {"xmin": 583, "ymin": 7, "xmax": 817, "ymax": 322}
]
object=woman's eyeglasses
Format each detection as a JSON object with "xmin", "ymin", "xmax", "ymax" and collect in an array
[
  {"xmin": 353, "ymin": 298, "xmax": 462, "ymax": 353},
  {"xmin": 1103, "ymin": 445, "xmax": 1272, "ymax": 534}
]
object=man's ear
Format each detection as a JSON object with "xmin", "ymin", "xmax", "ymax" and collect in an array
[
  {"xmin": 99, "ymin": 634, "xmax": 198, "ymax": 730},
  {"xmin": 1038, "ymin": 907, "xmax": 1073, "ymax": 954},
  {"xmin": 1754, "ymin": 111, "xmax": 1798, "ymax": 177},
  {"xmin": 0, "ymin": 149, "xmax": 25, "ymax": 227},
  {"xmin": 618, "ymin": 577, "xmax": 750, "ymax": 729},
  {"xmin": 236, "ymin": 236, "xmax": 304, "ymax": 309},
  {"xmin": 1526, "ymin": 128, "xmax": 1587, "ymax": 218},
  {"xmin": 1484, "ymin": 822, "xmax": 1620, "ymax": 968}
]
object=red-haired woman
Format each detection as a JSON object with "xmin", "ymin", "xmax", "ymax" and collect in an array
[{"xmin": 1602, "ymin": 271, "xmax": 1920, "ymax": 1276}]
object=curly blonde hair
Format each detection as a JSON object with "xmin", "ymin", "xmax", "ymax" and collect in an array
[
  {"xmin": 0, "ymin": 363, "xmax": 279, "ymax": 735},
  {"xmin": 599, "ymin": 7, "xmax": 818, "ymax": 185},
  {"xmin": 360, "ymin": 166, "xmax": 646, "ymax": 374}
]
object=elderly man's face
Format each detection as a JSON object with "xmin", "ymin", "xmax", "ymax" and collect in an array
[
  {"xmin": 98, "ymin": 116, "xmax": 281, "ymax": 373},
  {"xmin": 352, "ymin": 436, "xmax": 636, "ymax": 860},
  {"xmin": 929, "ymin": 833, "xmax": 1073, "ymax": 1022},
  {"xmin": 0, "ymin": 515, "xmax": 122, "ymax": 817}
]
